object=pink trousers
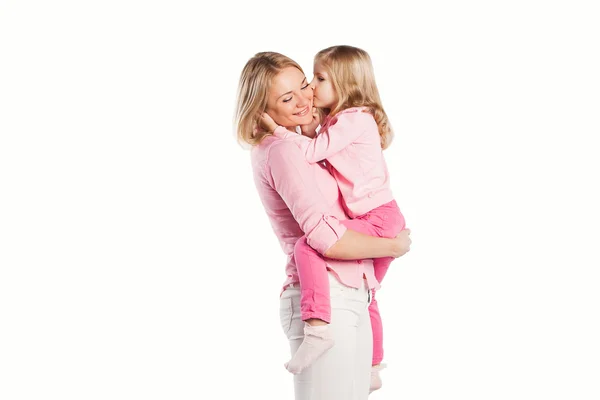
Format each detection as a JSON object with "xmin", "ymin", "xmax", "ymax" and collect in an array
[{"xmin": 294, "ymin": 200, "xmax": 406, "ymax": 366}]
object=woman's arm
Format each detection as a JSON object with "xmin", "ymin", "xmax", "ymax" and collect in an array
[
  {"xmin": 325, "ymin": 229, "xmax": 411, "ymax": 260},
  {"xmin": 268, "ymin": 139, "xmax": 408, "ymax": 260}
]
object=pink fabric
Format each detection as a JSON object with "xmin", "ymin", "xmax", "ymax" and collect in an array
[
  {"xmin": 294, "ymin": 200, "xmax": 406, "ymax": 365},
  {"xmin": 251, "ymin": 133, "xmax": 380, "ymax": 293},
  {"xmin": 300, "ymin": 107, "xmax": 394, "ymax": 218},
  {"xmin": 368, "ymin": 295, "xmax": 384, "ymax": 366},
  {"xmin": 271, "ymin": 107, "xmax": 406, "ymax": 367}
]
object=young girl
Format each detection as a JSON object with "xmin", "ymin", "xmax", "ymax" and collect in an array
[{"xmin": 262, "ymin": 45, "xmax": 407, "ymax": 392}]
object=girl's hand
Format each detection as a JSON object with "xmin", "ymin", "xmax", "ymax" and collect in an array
[
  {"xmin": 258, "ymin": 112, "xmax": 278, "ymax": 133},
  {"xmin": 300, "ymin": 107, "xmax": 321, "ymax": 138}
]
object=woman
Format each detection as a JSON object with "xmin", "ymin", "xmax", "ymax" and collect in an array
[{"xmin": 235, "ymin": 52, "xmax": 411, "ymax": 400}]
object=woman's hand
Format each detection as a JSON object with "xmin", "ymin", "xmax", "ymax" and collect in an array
[
  {"xmin": 391, "ymin": 229, "xmax": 411, "ymax": 258},
  {"xmin": 258, "ymin": 112, "xmax": 278, "ymax": 133},
  {"xmin": 300, "ymin": 107, "xmax": 321, "ymax": 138}
]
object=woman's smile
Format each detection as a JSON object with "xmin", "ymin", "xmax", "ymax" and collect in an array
[{"xmin": 294, "ymin": 106, "xmax": 310, "ymax": 117}]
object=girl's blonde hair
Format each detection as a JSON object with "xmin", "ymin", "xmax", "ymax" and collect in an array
[
  {"xmin": 235, "ymin": 52, "xmax": 304, "ymax": 147},
  {"xmin": 315, "ymin": 45, "xmax": 393, "ymax": 149}
]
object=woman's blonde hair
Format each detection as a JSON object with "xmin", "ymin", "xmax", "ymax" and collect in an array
[
  {"xmin": 235, "ymin": 52, "xmax": 304, "ymax": 147},
  {"xmin": 315, "ymin": 45, "xmax": 393, "ymax": 149}
]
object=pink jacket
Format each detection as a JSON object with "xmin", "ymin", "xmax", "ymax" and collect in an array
[
  {"xmin": 251, "ymin": 132, "xmax": 379, "ymax": 292},
  {"xmin": 301, "ymin": 107, "xmax": 394, "ymax": 218}
]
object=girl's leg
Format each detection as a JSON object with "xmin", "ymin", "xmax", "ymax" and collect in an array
[
  {"xmin": 341, "ymin": 205, "xmax": 405, "ymax": 385},
  {"xmin": 373, "ymin": 256, "xmax": 394, "ymax": 285},
  {"xmin": 285, "ymin": 236, "xmax": 335, "ymax": 374},
  {"xmin": 281, "ymin": 272, "xmax": 372, "ymax": 400},
  {"xmin": 369, "ymin": 256, "xmax": 392, "ymax": 372},
  {"xmin": 338, "ymin": 218, "xmax": 388, "ymax": 370},
  {"xmin": 368, "ymin": 292, "xmax": 384, "ymax": 366},
  {"xmin": 367, "ymin": 291, "xmax": 388, "ymax": 392},
  {"xmin": 339, "ymin": 213, "xmax": 399, "ymax": 284},
  {"xmin": 294, "ymin": 235, "xmax": 332, "ymax": 323},
  {"xmin": 339, "ymin": 207, "xmax": 403, "ymax": 284},
  {"xmin": 367, "ymin": 202, "xmax": 407, "ymax": 285}
]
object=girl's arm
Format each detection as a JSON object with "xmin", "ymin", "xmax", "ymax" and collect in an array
[
  {"xmin": 268, "ymin": 138, "xmax": 407, "ymax": 260},
  {"xmin": 261, "ymin": 110, "xmax": 375, "ymax": 163},
  {"xmin": 304, "ymin": 109, "xmax": 376, "ymax": 163}
]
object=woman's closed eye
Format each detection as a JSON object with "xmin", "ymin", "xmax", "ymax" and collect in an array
[{"xmin": 283, "ymin": 84, "xmax": 310, "ymax": 102}]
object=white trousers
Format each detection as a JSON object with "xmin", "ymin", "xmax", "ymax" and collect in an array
[{"xmin": 280, "ymin": 272, "xmax": 373, "ymax": 400}]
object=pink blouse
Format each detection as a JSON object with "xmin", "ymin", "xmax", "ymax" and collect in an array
[{"xmin": 251, "ymin": 131, "xmax": 379, "ymax": 292}]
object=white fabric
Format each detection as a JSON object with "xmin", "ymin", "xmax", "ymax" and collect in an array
[{"xmin": 280, "ymin": 272, "xmax": 373, "ymax": 400}]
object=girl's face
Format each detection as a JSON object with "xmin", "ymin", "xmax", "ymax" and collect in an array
[
  {"xmin": 266, "ymin": 67, "xmax": 313, "ymax": 128},
  {"xmin": 311, "ymin": 61, "xmax": 338, "ymax": 109}
]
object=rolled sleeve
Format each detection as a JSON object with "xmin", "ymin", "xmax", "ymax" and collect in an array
[{"xmin": 305, "ymin": 215, "xmax": 348, "ymax": 255}]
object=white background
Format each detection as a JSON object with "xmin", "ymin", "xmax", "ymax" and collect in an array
[{"xmin": 1, "ymin": 0, "xmax": 599, "ymax": 399}]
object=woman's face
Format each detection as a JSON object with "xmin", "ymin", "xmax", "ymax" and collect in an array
[
  {"xmin": 266, "ymin": 67, "xmax": 313, "ymax": 128},
  {"xmin": 311, "ymin": 61, "xmax": 338, "ymax": 109}
]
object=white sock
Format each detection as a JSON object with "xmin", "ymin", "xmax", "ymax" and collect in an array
[{"xmin": 284, "ymin": 323, "xmax": 335, "ymax": 374}]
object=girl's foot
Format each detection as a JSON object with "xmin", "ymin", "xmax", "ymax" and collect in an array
[
  {"xmin": 285, "ymin": 323, "xmax": 334, "ymax": 374},
  {"xmin": 370, "ymin": 363, "xmax": 387, "ymax": 393}
]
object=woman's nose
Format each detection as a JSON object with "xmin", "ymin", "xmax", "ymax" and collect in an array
[
  {"xmin": 298, "ymin": 91, "xmax": 312, "ymax": 107},
  {"xmin": 297, "ymin": 97, "xmax": 308, "ymax": 108}
]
